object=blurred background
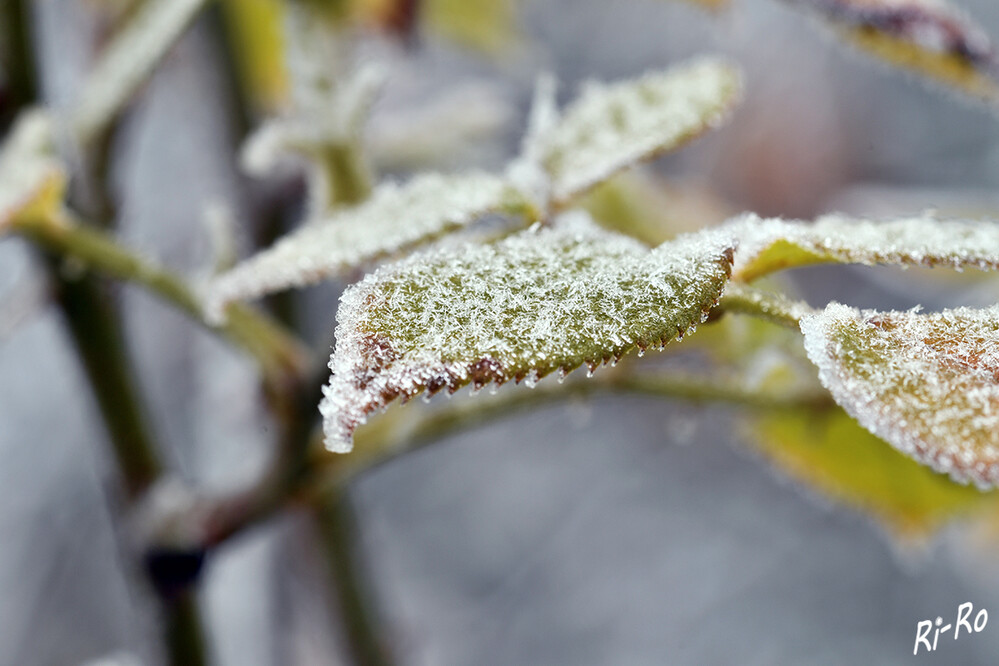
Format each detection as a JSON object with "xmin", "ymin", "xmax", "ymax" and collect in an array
[{"xmin": 3, "ymin": 0, "xmax": 999, "ymax": 664}]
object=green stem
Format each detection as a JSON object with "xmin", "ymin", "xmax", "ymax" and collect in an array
[
  {"xmin": 47, "ymin": 258, "xmax": 162, "ymax": 499},
  {"xmin": 716, "ymin": 283, "xmax": 814, "ymax": 329},
  {"xmin": 0, "ymin": 0, "xmax": 37, "ymax": 129},
  {"xmin": 13, "ymin": 213, "xmax": 309, "ymax": 390},
  {"xmin": 318, "ymin": 141, "xmax": 373, "ymax": 210},
  {"xmin": 316, "ymin": 488, "xmax": 394, "ymax": 666},
  {"xmin": 165, "ymin": 593, "xmax": 210, "ymax": 666}
]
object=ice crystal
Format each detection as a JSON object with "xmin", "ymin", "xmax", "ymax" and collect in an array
[
  {"xmin": 801, "ymin": 303, "xmax": 999, "ymax": 488},
  {"xmin": 538, "ymin": 58, "xmax": 742, "ymax": 203},
  {"xmin": 205, "ymin": 172, "xmax": 521, "ymax": 322},
  {"xmin": 0, "ymin": 111, "xmax": 64, "ymax": 233},
  {"xmin": 731, "ymin": 213, "xmax": 999, "ymax": 282},
  {"xmin": 788, "ymin": 0, "xmax": 999, "ymax": 104},
  {"xmin": 71, "ymin": 0, "xmax": 209, "ymax": 144},
  {"xmin": 319, "ymin": 214, "xmax": 735, "ymax": 452}
]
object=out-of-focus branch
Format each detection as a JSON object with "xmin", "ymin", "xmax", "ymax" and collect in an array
[
  {"xmin": 315, "ymin": 488, "xmax": 394, "ymax": 666},
  {"xmin": 12, "ymin": 212, "xmax": 310, "ymax": 393},
  {"xmin": 716, "ymin": 283, "xmax": 814, "ymax": 329},
  {"xmin": 46, "ymin": 258, "xmax": 164, "ymax": 498}
]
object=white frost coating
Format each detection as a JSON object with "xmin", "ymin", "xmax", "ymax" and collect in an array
[
  {"xmin": 731, "ymin": 212, "xmax": 999, "ymax": 280},
  {"xmin": 540, "ymin": 58, "xmax": 742, "ymax": 203},
  {"xmin": 71, "ymin": 0, "xmax": 209, "ymax": 144},
  {"xmin": 205, "ymin": 172, "xmax": 517, "ymax": 322},
  {"xmin": 0, "ymin": 110, "xmax": 63, "ymax": 233},
  {"xmin": 240, "ymin": 64, "xmax": 386, "ymax": 216},
  {"xmin": 320, "ymin": 214, "xmax": 735, "ymax": 452},
  {"xmin": 801, "ymin": 303, "xmax": 999, "ymax": 488},
  {"xmin": 505, "ymin": 74, "xmax": 559, "ymax": 211}
]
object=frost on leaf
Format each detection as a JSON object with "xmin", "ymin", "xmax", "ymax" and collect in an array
[
  {"xmin": 205, "ymin": 172, "xmax": 522, "ymax": 322},
  {"xmin": 539, "ymin": 58, "xmax": 741, "ymax": 204},
  {"xmin": 749, "ymin": 409, "xmax": 993, "ymax": 540},
  {"xmin": 241, "ymin": 64, "xmax": 385, "ymax": 215},
  {"xmin": 731, "ymin": 213, "xmax": 999, "ymax": 282},
  {"xmin": 72, "ymin": 0, "xmax": 209, "ymax": 144},
  {"xmin": 319, "ymin": 214, "xmax": 735, "ymax": 452},
  {"xmin": 801, "ymin": 303, "xmax": 999, "ymax": 489},
  {"xmin": 787, "ymin": 0, "xmax": 999, "ymax": 104},
  {"xmin": 0, "ymin": 111, "xmax": 65, "ymax": 234}
]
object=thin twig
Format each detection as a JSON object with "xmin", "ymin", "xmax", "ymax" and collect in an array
[
  {"xmin": 716, "ymin": 283, "xmax": 815, "ymax": 329},
  {"xmin": 12, "ymin": 212, "xmax": 309, "ymax": 391},
  {"xmin": 315, "ymin": 488, "xmax": 393, "ymax": 666}
]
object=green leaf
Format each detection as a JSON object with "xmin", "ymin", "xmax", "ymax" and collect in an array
[
  {"xmin": 786, "ymin": 0, "xmax": 999, "ymax": 105},
  {"xmin": 581, "ymin": 171, "xmax": 732, "ymax": 246},
  {"xmin": 539, "ymin": 58, "xmax": 742, "ymax": 204},
  {"xmin": 732, "ymin": 213, "xmax": 999, "ymax": 282},
  {"xmin": 0, "ymin": 110, "xmax": 65, "ymax": 233},
  {"xmin": 205, "ymin": 172, "xmax": 527, "ymax": 322},
  {"xmin": 319, "ymin": 214, "xmax": 736, "ymax": 452},
  {"xmin": 801, "ymin": 303, "xmax": 999, "ymax": 489},
  {"xmin": 749, "ymin": 408, "xmax": 996, "ymax": 540}
]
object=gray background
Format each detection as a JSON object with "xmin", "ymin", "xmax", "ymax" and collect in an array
[{"xmin": 3, "ymin": 0, "xmax": 999, "ymax": 664}]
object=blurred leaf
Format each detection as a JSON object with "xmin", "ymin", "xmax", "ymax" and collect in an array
[
  {"xmin": 240, "ymin": 63, "xmax": 385, "ymax": 214},
  {"xmin": 732, "ymin": 213, "xmax": 999, "ymax": 282},
  {"xmin": 220, "ymin": 0, "xmax": 289, "ymax": 112},
  {"xmin": 319, "ymin": 214, "xmax": 735, "ymax": 451},
  {"xmin": 0, "ymin": 110, "xmax": 65, "ymax": 233},
  {"xmin": 801, "ymin": 302, "xmax": 999, "ymax": 489},
  {"xmin": 72, "ymin": 0, "xmax": 210, "ymax": 145},
  {"xmin": 423, "ymin": 0, "xmax": 520, "ymax": 53},
  {"xmin": 786, "ymin": 0, "xmax": 999, "ymax": 104},
  {"xmin": 581, "ymin": 171, "xmax": 733, "ymax": 246},
  {"xmin": 205, "ymin": 172, "xmax": 527, "ymax": 320},
  {"xmin": 539, "ymin": 58, "xmax": 742, "ymax": 204},
  {"xmin": 749, "ymin": 408, "xmax": 996, "ymax": 540}
]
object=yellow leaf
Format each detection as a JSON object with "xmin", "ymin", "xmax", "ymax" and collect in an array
[
  {"xmin": 790, "ymin": 0, "xmax": 999, "ymax": 104},
  {"xmin": 749, "ymin": 408, "xmax": 996, "ymax": 540},
  {"xmin": 801, "ymin": 303, "xmax": 999, "ymax": 489}
]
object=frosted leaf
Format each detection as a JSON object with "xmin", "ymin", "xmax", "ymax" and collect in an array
[
  {"xmin": 320, "ymin": 214, "xmax": 735, "ymax": 452},
  {"xmin": 750, "ymin": 408, "xmax": 992, "ymax": 539},
  {"xmin": 801, "ymin": 303, "xmax": 999, "ymax": 488},
  {"xmin": 505, "ymin": 74, "xmax": 559, "ymax": 211},
  {"xmin": 787, "ymin": 0, "xmax": 999, "ymax": 104},
  {"xmin": 205, "ymin": 172, "xmax": 522, "ymax": 322},
  {"xmin": 0, "ymin": 111, "xmax": 65, "ymax": 234},
  {"xmin": 71, "ymin": 0, "xmax": 209, "ymax": 144},
  {"xmin": 241, "ymin": 64, "xmax": 385, "ymax": 215},
  {"xmin": 731, "ymin": 212, "xmax": 999, "ymax": 282},
  {"xmin": 539, "ymin": 58, "xmax": 742, "ymax": 204}
]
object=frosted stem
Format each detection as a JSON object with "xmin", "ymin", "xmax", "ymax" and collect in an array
[{"xmin": 717, "ymin": 283, "xmax": 814, "ymax": 329}]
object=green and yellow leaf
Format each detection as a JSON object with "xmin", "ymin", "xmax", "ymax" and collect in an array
[
  {"xmin": 800, "ymin": 302, "xmax": 999, "ymax": 489},
  {"xmin": 320, "ymin": 214, "xmax": 736, "ymax": 451},
  {"xmin": 731, "ymin": 213, "xmax": 999, "ymax": 282},
  {"xmin": 0, "ymin": 111, "xmax": 65, "ymax": 233},
  {"xmin": 786, "ymin": 0, "xmax": 999, "ymax": 104},
  {"xmin": 749, "ymin": 408, "xmax": 996, "ymax": 539},
  {"xmin": 540, "ymin": 58, "xmax": 742, "ymax": 204}
]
